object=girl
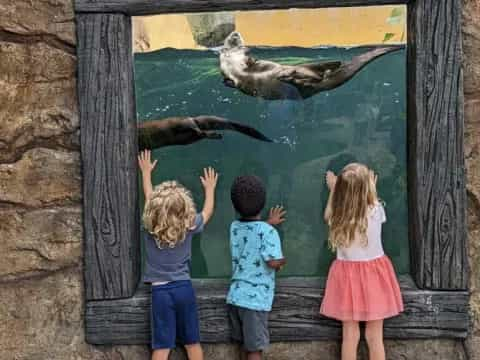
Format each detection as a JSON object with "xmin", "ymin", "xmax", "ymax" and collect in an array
[
  {"xmin": 320, "ymin": 163, "xmax": 403, "ymax": 360},
  {"xmin": 138, "ymin": 150, "xmax": 218, "ymax": 360}
]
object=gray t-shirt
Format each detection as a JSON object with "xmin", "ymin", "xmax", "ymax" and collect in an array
[{"xmin": 143, "ymin": 213, "xmax": 204, "ymax": 283}]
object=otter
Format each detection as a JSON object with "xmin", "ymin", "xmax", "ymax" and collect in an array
[
  {"xmin": 138, "ymin": 115, "xmax": 273, "ymax": 150},
  {"xmin": 219, "ymin": 31, "xmax": 404, "ymax": 100}
]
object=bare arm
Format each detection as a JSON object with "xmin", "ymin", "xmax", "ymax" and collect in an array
[
  {"xmin": 261, "ymin": 225, "xmax": 286, "ymax": 271},
  {"xmin": 324, "ymin": 171, "xmax": 337, "ymax": 223},
  {"xmin": 200, "ymin": 167, "xmax": 218, "ymax": 225},
  {"xmin": 138, "ymin": 150, "xmax": 157, "ymax": 202},
  {"xmin": 142, "ymin": 172, "xmax": 153, "ymax": 202},
  {"xmin": 324, "ymin": 190, "xmax": 334, "ymax": 223},
  {"xmin": 265, "ymin": 207, "xmax": 287, "ymax": 270}
]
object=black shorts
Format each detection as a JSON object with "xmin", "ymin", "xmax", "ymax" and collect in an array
[{"xmin": 228, "ymin": 304, "xmax": 270, "ymax": 352}]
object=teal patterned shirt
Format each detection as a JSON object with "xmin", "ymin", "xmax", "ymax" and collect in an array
[{"xmin": 226, "ymin": 220, "xmax": 284, "ymax": 311}]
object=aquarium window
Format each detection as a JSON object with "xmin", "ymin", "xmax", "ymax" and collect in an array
[{"xmin": 134, "ymin": 5, "xmax": 409, "ymax": 279}]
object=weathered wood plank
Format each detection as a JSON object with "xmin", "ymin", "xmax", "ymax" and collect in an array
[
  {"xmin": 407, "ymin": 0, "xmax": 467, "ymax": 289},
  {"xmin": 75, "ymin": 0, "xmax": 410, "ymax": 16},
  {"xmin": 85, "ymin": 279, "xmax": 469, "ymax": 344},
  {"xmin": 77, "ymin": 13, "xmax": 140, "ymax": 300}
]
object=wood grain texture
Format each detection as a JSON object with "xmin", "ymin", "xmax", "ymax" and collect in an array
[
  {"xmin": 77, "ymin": 13, "xmax": 140, "ymax": 300},
  {"xmin": 407, "ymin": 0, "xmax": 467, "ymax": 289},
  {"xmin": 85, "ymin": 277, "xmax": 469, "ymax": 344},
  {"xmin": 75, "ymin": 0, "xmax": 409, "ymax": 15}
]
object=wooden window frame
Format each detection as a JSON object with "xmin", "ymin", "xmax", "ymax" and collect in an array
[{"xmin": 75, "ymin": 0, "xmax": 469, "ymax": 345}]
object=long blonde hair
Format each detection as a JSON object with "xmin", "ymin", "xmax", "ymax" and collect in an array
[
  {"xmin": 143, "ymin": 181, "xmax": 197, "ymax": 249},
  {"xmin": 326, "ymin": 163, "xmax": 378, "ymax": 250}
]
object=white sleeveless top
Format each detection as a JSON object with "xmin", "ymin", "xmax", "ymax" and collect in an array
[{"xmin": 336, "ymin": 204, "xmax": 386, "ymax": 261}]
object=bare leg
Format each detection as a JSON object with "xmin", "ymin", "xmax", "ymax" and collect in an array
[
  {"xmin": 342, "ymin": 321, "xmax": 360, "ymax": 360},
  {"xmin": 365, "ymin": 320, "xmax": 385, "ymax": 360},
  {"xmin": 246, "ymin": 351, "xmax": 262, "ymax": 360},
  {"xmin": 152, "ymin": 349, "xmax": 170, "ymax": 360},
  {"xmin": 240, "ymin": 349, "xmax": 247, "ymax": 360},
  {"xmin": 185, "ymin": 343, "xmax": 204, "ymax": 360}
]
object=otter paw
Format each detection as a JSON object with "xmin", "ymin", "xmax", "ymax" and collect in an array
[{"xmin": 223, "ymin": 78, "xmax": 236, "ymax": 88}]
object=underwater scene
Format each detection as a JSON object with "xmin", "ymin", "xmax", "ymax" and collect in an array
[{"xmin": 135, "ymin": 43, "xmax": 409, "ymax": 278}]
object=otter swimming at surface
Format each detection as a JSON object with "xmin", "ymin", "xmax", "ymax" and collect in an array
[
  {"xmin": 219, "ymin": 32, "xmax": 405, "ymax": 100},
  {"xmin": 138, "ymin": 115, "xmax": 273, "ymax": 150}
]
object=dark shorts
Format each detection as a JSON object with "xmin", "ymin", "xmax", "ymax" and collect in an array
[
  {"xmin": 151, "ymin": 280, "xmax": 200, "ymax": 349},
  {"xmin": 228, "ymin": 304, "xmax": 270, "ymax": 352}
]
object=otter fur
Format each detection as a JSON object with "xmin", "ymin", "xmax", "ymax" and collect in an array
[
  {"xmin": 138, "ymin": 115, "xmax": 273, "ymax": 150},
  {"xmin": 219, "ymin": 31, "xmax": 404, "ymax": 100}
]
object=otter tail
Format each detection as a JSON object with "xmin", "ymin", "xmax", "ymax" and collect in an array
[
  {"xmin": 194, "ymin": 116, "xmax": 273, "ymax": 143},
  {"xmin": 307, "ymin": 45, "xmax": 404, "ymax": 93},
  {"xmin": 346, "ymin": 45, "xmax": 404, "ymax": 74}
]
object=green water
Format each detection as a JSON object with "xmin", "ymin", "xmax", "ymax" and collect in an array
[{"xmin": 134, "ymin": 46, "xmax": 409, "ymax": 278}]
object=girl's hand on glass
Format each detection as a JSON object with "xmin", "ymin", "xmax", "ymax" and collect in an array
[
  {"xmin": 138, "ymin": 150, "xmax": 158, "ymax": 174},
  {"xmin": 326, "ymin": 170, "xmax": 337, "ymax": 191},
  {"xmin": 200, "ymin": 167, "xmax": 218, "ymax": 192},
  {"xmin": 267, "ymin": 205, "xmax": 286, "ymax": 225}
]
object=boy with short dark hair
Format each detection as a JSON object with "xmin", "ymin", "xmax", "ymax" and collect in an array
[{"xmin": 227, "ymin": 175, "xmax": 287, "ymax": 360}]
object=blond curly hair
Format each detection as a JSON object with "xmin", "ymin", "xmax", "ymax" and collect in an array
[
  {"xmin": 326, "ymin": 163, "xmax": 378, "ymax": 250},
  {"xmin": 142, "ymin": 181, "xmax": 197, "ymax": 249}
]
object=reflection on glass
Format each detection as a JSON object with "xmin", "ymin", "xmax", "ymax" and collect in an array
[{"xmin": 134, "ymin": 6, "xmax": 409, "ymax": 278}]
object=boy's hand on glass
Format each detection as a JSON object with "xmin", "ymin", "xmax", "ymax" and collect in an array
[
  {"xmin": 267, "ymin": 205, "xmax": 286, "ymax": 225},
  {"xmin": 138, "ymin": 150, "xmax": 157, "ymax": 174},
  {"xmin": 200, "ymin": 167, "xmax": 218, "ymax": 192},
  {"xmin": 326, "ymin": 170, "xmax": 337, "ymax": 191}
]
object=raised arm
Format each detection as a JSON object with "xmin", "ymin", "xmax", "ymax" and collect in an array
[
  {"xmin": 200, "ymin": 167, "xmax": 218, "ymax": 225},
  {"xmin": 260, "ymin": 225, "xmax": 286, "ymax": 271},
  {"xmin": 266, "ymin": 206, "xmax": 287, "ymax": 271},
  {"xmin": 138, "ymin": 150, "xmax": 158, "ymax": 202},
  {"xmin": 324, "ymin": 170, "xmax": 337, "ymax": 223}
]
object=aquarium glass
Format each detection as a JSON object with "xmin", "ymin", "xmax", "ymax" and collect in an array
[{"xmin": 134, "ymin": 6, "xmax": 409, "ymax": 278}]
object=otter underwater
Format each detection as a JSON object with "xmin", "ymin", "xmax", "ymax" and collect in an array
[{"xmin": 136, "ymin": 31, "xmax": 405, "ymax": 149}]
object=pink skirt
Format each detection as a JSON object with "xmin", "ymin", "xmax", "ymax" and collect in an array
[{"xmin": 320, "ymin": 255, "xmax": 404, "ymax": 322}]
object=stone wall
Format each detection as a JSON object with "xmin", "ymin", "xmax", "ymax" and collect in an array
[{"xmin": 0, "ymin": 1, "xmax": 478, "ymax": 359}]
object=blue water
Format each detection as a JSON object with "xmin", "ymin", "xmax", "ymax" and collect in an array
[{"xmin": 135, "ymin": 46, "xmax": 409, "ymax": 278}]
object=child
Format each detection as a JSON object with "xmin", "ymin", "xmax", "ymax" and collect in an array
[
  {"xmin": 138, "ymin": 150, "xmax": 218, "ymax": 360},
  {"xmin": 227, "ymin": 175, "xmax": 287, "ymax": 360},
  {"xmin": 320, "ymin": 163, "xmax": 403, "ymax": 360}
]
